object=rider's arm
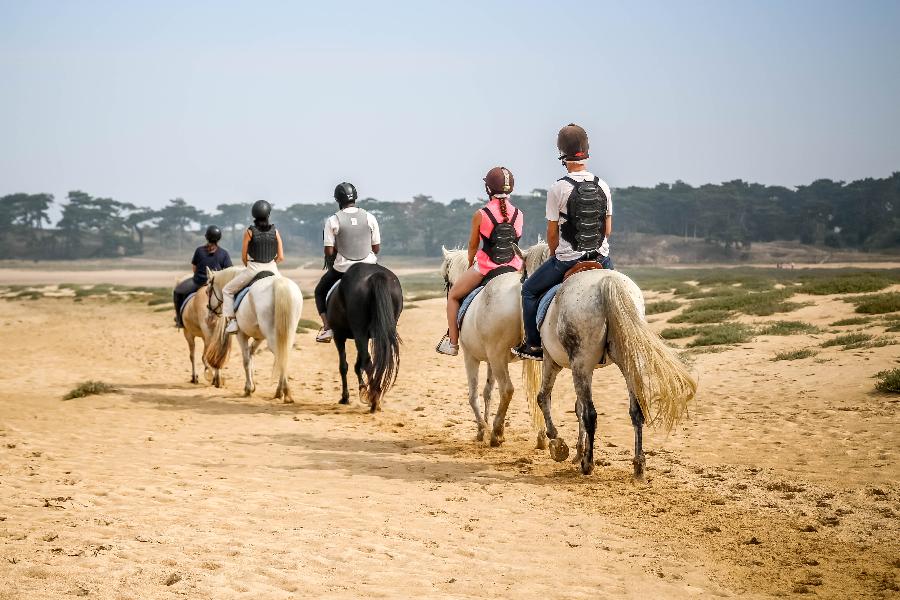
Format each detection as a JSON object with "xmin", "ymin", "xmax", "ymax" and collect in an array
[
  {"xmin": 467, "ymin": 211, "xmax": 482, "ymax": 267},
  {"xmin": 547, "ymin": 220, "xmax": 559, "ymax": 255},
  {"xmin": 604, "ymin": 215, "xmax": 612, "ymax": 238},
  {"xmin": 275, "ymin": 231, "xmax": 285, "ymax": 263},
  {"xmin": 241, "ymin": 229, "xmax": 251, "ymax": 266},
  {"xmin": 372, "ymin": 244, "xmax": 380, "ymax": 254},
  {"xmin": 369, "ymin": 213, "xmax": 381, "ymax": 255},
  {"xmin": 323, "ymin": 215, "xmax": 336, "ymax": 257}
]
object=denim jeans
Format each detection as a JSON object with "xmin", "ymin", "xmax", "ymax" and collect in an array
[{"xmin": 522, "ymin": 254, "xmax": 613, "ymax": 347}]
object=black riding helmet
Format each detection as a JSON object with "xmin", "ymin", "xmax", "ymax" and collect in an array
[
  {"xmin": 204, "ymin": 225, "xmax": 222, "ymax": 244},
  {"xmin": 251, "ymin": 200, "xmax": 272, "ymax": 221},
  {"xmin": 334, "ymin": 182, "xmax": 358, "ymax": 208}
]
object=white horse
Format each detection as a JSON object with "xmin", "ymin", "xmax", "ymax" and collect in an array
[
  {"xmin": 203, "ymin": 267, "xmax": 303, "ymax": 403},
  {"xmin": 178, "ymin": 282, "xmax": 224, "ymax": 388},
  {"xmin": 441, "ymin": 248, "xmax": 546, "ymax": 448},
  {"xmin": 522, "ymin": 243, "xmax": 697, "ymax": 478}
]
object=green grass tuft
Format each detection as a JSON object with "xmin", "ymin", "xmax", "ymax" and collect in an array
[
  {"xmin": 682, "ymin": 289, "xmax": 803, "ymax": 317},
  {"xmin": 820, "ymin": 332, "xmax": 872, "ymax": 348},
  {"xmin": 874, "ymin": 368, "xmax": 900, "ymax": 393},
  {"xmin": 669, "ymin": 309, "xmax": 733, "ymax": 324},
  {"xmin": 772, "ymin": 348, "xmax": 818, "ymax": 361},
  {"xmin": 758, "ymin": 321, "xmax": 820, "ymax": 336},
  {"xmin": 830, "ymin": 317, "xmax": 872, "ymax": 326},
  {"xmin": 688, "ymin": 323, "xmax": 755, "ymax": 347},
  {"xmin": 63, "ymin": 380, "xmax": 119, "ymax": 400},
  {"xmin": 851, "ymin": 293, "xmax": 900, "ymax": 315},
  {"xmin": 645, "ymin": 300, "xmax": 681, "ymax": 315},
  {"xmin": 799, "ymin": 273, "xmax": 894, "ymax": 295}
]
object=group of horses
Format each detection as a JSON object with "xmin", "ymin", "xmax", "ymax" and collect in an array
[{"xmin": 177, "ymin": 243, "xmax": 697, "ymax": 478}]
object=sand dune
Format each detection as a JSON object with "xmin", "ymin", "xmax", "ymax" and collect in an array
[{"xmin": 0, "ymin": 283, "xmax": 897, "ymax": 598}]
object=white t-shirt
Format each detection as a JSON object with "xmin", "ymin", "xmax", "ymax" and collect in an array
[
  {"xmin": 546, "ymin": 170, "xmax": 613, "ymax": 261},
  {"xmin": 323, "ymin": 207, "xmax": 382, "ymax": 273}
]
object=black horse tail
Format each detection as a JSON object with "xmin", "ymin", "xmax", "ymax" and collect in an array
[{"xmin": 366, "ymin": 271, "xmax": 401, "ymax": 411}]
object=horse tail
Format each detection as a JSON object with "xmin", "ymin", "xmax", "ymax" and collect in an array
[
  {"xmin": 367, "ymin": 271, "xmax": 401, "ymax": 409},
  {"xmin": 203, "ymin": 309, "xmax": 231, "ymax": 369},
  {"xmin": 522, "ymin": 360, "xmax": 546, "ymax": 434},
  {"xmin": 272, "ymin": 277, "xmax": 297, "ymax": 382},
  {"xmin": 601, "ymin": 275, "xmax": 697, "ymax": 431}
]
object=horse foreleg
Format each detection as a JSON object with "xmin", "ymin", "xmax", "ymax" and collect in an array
[
  {"xmin": 239, "ymin": 334, "xmax": 255, "ymax": 397},
  {"xmin": 629, "ymin": 389, "xmax": 646, "ymax": 481},
  {"xmin": 336, "ymin": 337, "xmax": 350, "ymax": 405},
  {"xmin": 572, "ymin": 366, "xmax": 597, "ymax": 475},
  {"xmin": 489, "ymin": 365, "xmax": 514, "ymax": 447},
  {"xmin": 464, "ymin": 354, "xmax": 486, "ymax": 442},
  {"xmin": 186, "ymin": 335, "xmax": 198, "ymax": 384},
  {"xmin": 538, "ymin": 361, "xmax": 569, "ymax": 462},
  {"xmin": 482, "ymin": 364, "xmax": 494, "ymax": 437}
]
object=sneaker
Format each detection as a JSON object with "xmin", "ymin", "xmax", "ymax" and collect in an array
[
  {"xmin": 225, "ymin": 318, "xmax": 239, "ymax": 335},
  {"xmin": 435, "ymin": 336, "xmax": 459, "ymax": 356},
  {"xmin": 316, "ymin": 327, "xmax": 333, "ymax": 343},
  {"xmin": 511, "ymin": 343, "xmax": 543, "ymax": 361}
]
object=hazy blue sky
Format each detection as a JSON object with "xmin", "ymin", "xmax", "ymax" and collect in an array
[{"xmin": 1, "ymin": 1, "xmax": 899, "ymax": 212}]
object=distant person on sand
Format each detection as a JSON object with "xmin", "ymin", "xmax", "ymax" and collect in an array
[
  {"xmin": 223, "ymin": 200, "xmax": 285, "ymax": 334},
  {"xmin": 512, "ymin": 123, "xmax": 614, "ymax": 361},
  {"xmin": 173, "ymin": 225, "xmax": 232, "ymax": 328},
  {"xmin": 314, "ymin": 183, "xmax": 382, "ymax": 343},
  {"xmin": 436, "ymin": 167, "xmax": 525, "ymax": 356}
]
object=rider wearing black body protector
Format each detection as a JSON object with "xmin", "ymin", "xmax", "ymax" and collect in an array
[
  {"xmin": 314, "ymin": 182, "xmax": 382, "ymax": 343},
  {"xmin": 512, "ymin": 124, "xmax": 613, "ymax": 361},
  {"xmin": 173, "ymin": 225, "xmax": 232, "ymax": 328}
]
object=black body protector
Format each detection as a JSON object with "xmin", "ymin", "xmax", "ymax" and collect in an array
[
  {"xmin": 558, "ymin": 176, "xmax": 608, "ymax": 252},
  {"xmin": 480, "ymin": 207, "xmax": 520, "ymax": 265},
  {"xmin": 248, "ymin": 225, "xmax": 278, "ymax": 263}
]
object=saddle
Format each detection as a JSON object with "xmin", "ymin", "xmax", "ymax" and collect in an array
[
  {"xmin": 234, "ymin": 271, "xmax": 275, "ymax": 312},
  {"xmin": 564, "ymin": 260, "xmax": 605, "ymax": 280},
  {"xmin": 178, "ymin": 290, "xmax": 200, "ymax": 322},
  {"xmin": 456, "ymin": 265, "xmax": 517, "ymax": 329}
]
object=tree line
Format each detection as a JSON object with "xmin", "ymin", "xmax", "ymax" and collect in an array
[{"xmin": 1, "ymin": 173, "xmax": 897, "ymax": 260}]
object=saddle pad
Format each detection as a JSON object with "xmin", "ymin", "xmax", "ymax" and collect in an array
[
  {"xmin": 179, "ymin": 291, "xmax": 198, "ymax": 319},
  {"xmin": 536, "ymin": 284, "xmax": 561, "ymax": 329},
  {"xmin": 456, "ymin": 285, "xmax": 485, "ymax": 329},
  {"xmin": 325, "ymin": 280, "xmax": 341, "ymax": 305},
  {"xmin": 234, "ymin": 271, "xmax": 275, "ymax": 312}
]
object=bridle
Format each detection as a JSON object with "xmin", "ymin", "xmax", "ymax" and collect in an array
[{"xmin": 207, "ymin": 280, "xmax": 223, "ymax": 317}]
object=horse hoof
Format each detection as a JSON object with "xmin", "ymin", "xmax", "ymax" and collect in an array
[
  {"xmin": 203, "ymin": 368, "xmax": 213, "ymax": 382},
  {"xmin": 283, "ymin": 398, "xmax": 294, "ymax": 404},
  {"xmin": 548, "ymin": 438, "xmax": 569, "ymax": 462},
  {"xmin": 338, "ymin": 397, "xmax": 350, "ymax": 405},
  {"xmin": 475, "ymin": 431, "xmax": 485, "ymax": 443},
  {"xmin": 580, "ymin": 457, "xmax": 595, "ymax": 476},
  {"xmin": 244, "ymin": 390, "xmax": 252, "ymax": 397},
  {"xmin": 190, "ymin": 376, "xmax": 199, "ymax": 384},
  {"xmin": 489, "ymin": 434, "xmax": 503, "ymax": 447}
]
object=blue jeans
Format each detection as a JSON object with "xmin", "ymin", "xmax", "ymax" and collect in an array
[{"xmin": 522, "ymin": 254, "xmax": 613, "ymax": 347}]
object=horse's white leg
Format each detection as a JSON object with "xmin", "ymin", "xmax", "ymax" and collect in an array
[
  {"xmin": 238, "ymin": 333, "xmax": 254, "ymax": 397},
  {"xmin": 489, "ymin": 364, "xmax": 514, "ymax": 448},
  {"xmin": 482, "ymin": 363, "xmax": 494, "ymax": 432},
  {"xmin": 464, "ymin": 354, "xmax": 486, "ymax": 442},
  {"xmin": 186, "ymin": 334, "xmax": 198, "ymax": 384},
  {"xmin": 538, "ymin": 361, "xmax": 569, "ymax": 461},
  {"xmin": 628, "ymin": 388, "xmax": 646, "ymax": 481},
  {"xmin": 571, "ymin": 363, "xmax": 597, "ymax": 475}
]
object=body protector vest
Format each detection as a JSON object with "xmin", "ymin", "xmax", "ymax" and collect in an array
[
  {"xmin": 558, "ymin": 176, "xmax": 608, "ymax": 253},
  {"xmin": 247, "ymin": 225, "xmax": 278, "ymax": 263},
  {"xmin": 480, "ymin": 207, "xmax": 520, "ymax": 265},
  {"xmin": 334, "ymin": 209, "xmax": 373, "ymax": 261}
]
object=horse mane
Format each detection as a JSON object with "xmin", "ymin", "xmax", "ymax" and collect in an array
[
  {"xmin": 209, "ymin": 266, "xmax": 242, "ymax": 289},
  {"xmin": 523, "ymin": 242, "xmax": 550, "ymax": 275},
  {"xmin": 440, "ymin": 247, "xmax": 469, "ymax": 286}
]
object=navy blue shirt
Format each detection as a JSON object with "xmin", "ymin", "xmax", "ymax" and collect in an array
[{"xmin": 191, "ymin": 245, "xmax": 233, "ymax": 285}]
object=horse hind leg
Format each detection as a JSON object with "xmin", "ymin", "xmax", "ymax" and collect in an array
[
  {"xmin": 239, "ymin": 334, "xmax": 255, "ymax": 397},
  {"xmin": 187, "ymin": 335, "xmax": 198, "ymax": 384},
  {"xmin": 572, "ymin": 366, "xmax": 597, "ymax": 475},
  {"xmin": 489, "ymin": 366, "xmax": 514, "ymax": 447},
  {"xmin": 465, "ymin": 354, "xmax": 487, "ymax": 442},
  {"xmin": 353, "ymin": 337, "xmax": 376, "ymax": 412},
  {"xmin": 629, "ymin": 390, "xmax": 646, "ymax": 481},
  {"xmin": 538, "ymin": 361, "xmax": 569, "ymax": 461},
  {"xmin": 336, "ymin": 337, "xmax": 350, "ymax": 405}
]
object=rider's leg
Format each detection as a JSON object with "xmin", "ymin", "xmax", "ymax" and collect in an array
[
  {"xmin": 601, "ymin": 254, "xmax": 613, "ymax": 270},
  {"xmin": 222, "ymin": 266, "xmax": 256, "ymax": 322},
  {"xmin": 520, "ymin": 257, "xmax": 566, "ymax": 348},
  {"xmin": 314, "ymin": 267, "xmax": 343, "ymax": 330},
  {"xmin": 173, "ymin": 278, "xmax": 197, "ymax": 327},
  {"xmin": 446, "ymin": 267, "xmax": 485, "ymax": 346}
]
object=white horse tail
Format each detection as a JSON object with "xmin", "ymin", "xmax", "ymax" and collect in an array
[
  {"xmin": 522, "ymin": 361, "xmax": 547, "ymax": 434},
  {"xmin": 601, "ymin": 276, "xmax": 697, "ymax": 431},
  {"xmin": 204, "ymin": 311, "xmax": 231, "ymax": 369},
  {"xmin": 272, "ymin": 277, "xmax": 295, "ymax": 382}
]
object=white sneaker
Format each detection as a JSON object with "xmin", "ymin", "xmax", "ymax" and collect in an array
[
  {"xmin": 225, "ymin": 318, "xmax": 239, "ymax": 334},
  {"xmin": 435, "ymin": 337, "xmax": 459, "ymax": 356},
  {"xmin": 316, "ymin": 328, "xmax": 333, "ymax": 343}
]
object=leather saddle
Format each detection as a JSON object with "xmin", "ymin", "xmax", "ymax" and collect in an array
[{"xmin": 564, "ymin": 261, "xmax": 605, "ymax": 281}]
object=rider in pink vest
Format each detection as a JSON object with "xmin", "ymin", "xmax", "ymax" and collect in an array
[{"xmin": 436, "ymin": 167, "xmax": 525, "ymax": 356}]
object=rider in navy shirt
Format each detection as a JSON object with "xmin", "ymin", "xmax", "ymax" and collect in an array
[{"xmin": 173, "ymin": 226, "xmax": 233, "ymax": 327}]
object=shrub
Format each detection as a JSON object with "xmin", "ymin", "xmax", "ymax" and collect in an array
[
  {"xmin": 799, "ymin": 273, "xmax": 894, "ymax": 295},
  {"xmin": 830, "ymin": 317, "xmax": 872, "ymax": 326},
  {"xmin": 874, "ymin": 369, "xmax": 900, "ymax": 393},
  {"xmin": 683, "ymin": 289, "xmax": 802, "ymax": 316},
  {"xmin": 688, "ymin": 323, "xmax": 755, "ymax": 347},
  {"xmin": 845, "ymin": 292, "xmax": 900, "ymax": 315},
  {"xmin": 820, "ymin": 332, "xmax": 872, "ymax": 348},
  {"xmin": 64, "ymin": 381, "xmax": 119, "ymax": 400},
  {"xmin": 758, "ymin": 321, "xmax": 820, "ymax": 336},
  {"xmin": 660, "ymin": 325, "xmax": 704, "ymax": 340},
  {"xmin": 645, "ymin": 300, "xmax": 680, "ymax": 315},
  {"xmin": 773, "ymin": 349, "xmax": 818, "ymax": 361},
  {"xmin": 669, "ymin": 309, "xmax": 734, "ymax": 324},
  {"xmin": 683, "ymin": 286, "xmax": 746, "ymax": 299}
]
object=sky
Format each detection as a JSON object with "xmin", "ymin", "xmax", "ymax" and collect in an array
[{"xmin": 1, "ymin": 0, "xmax": 899, "ymax": 214}]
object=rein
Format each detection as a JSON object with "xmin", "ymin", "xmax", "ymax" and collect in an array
[{"xmin": 207, "ymin": 283, "xmax": 223, "ymax": 317}]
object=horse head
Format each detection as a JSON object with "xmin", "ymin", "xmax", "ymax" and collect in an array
[
  {"xmin": 440, "ymin": 246, "xmax": 469, "ymax": 288},
  {"xmin": 522, "ymin": 242, "xmax": 550, "ymax": 278}
]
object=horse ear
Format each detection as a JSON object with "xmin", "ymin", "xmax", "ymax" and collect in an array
[
  {"xmin": 441, "ymin": 246, "xmax": 450, "ymax": 259},
  {"xmin": 512, "ymin": 242, "xmax": 524, "ymax": 260},
  {"xmin": 206, "ymin": 267, "xmax": 214, "ymax": 281}
]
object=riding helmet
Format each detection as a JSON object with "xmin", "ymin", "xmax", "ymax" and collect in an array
[
  {"xmin": 204, "ymin": 225, "xmax": 222, "ymax": 244},
  {"xmin": 251, "ymin": 200, "xmax": 272, "ymax": 221},
  {"xmin": 557, "ymin": 123, "xmax": 589, "ymax": 162},
  {"xmin": 484, "ymin": 167, "xmax": 514, "ymax": 196},
  {"xmin": 334, "ymin": 182, "xmax": 358, "ymax": 207}
]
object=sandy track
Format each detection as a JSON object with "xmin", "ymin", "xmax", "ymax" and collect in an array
[{"xmin": 0, "ymin": 290, "xmax": 897, "ymax": 598}]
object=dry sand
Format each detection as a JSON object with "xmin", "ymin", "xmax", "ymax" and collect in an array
[{"xmin": 0, "ymin": 279, "xmax": 898, "ymax": 598}]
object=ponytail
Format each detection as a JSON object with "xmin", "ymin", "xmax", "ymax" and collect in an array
[{"xmin": 498, "ymin": 197, "xmax": 509, "ymax": 223}]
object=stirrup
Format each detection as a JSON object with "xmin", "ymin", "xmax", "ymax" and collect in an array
[
  {"xmin": 316, "ymin": 327, "xmax": 333, "ymax": 343},
  {"xmin": 511, "ymin": 343, "xmax": 542, "ymax": 361},
  {"xmin": 435, "ymin": 335, "xmax": 459, "ymax": 356},
  {"xmin": 224, "ymin": 318, "xmax": 239, "ymax": 335}
]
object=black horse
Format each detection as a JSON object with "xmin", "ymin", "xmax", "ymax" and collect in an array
[{"xmin": 326, "ymin": 263, "xmax": 403, "ymax": 412}]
